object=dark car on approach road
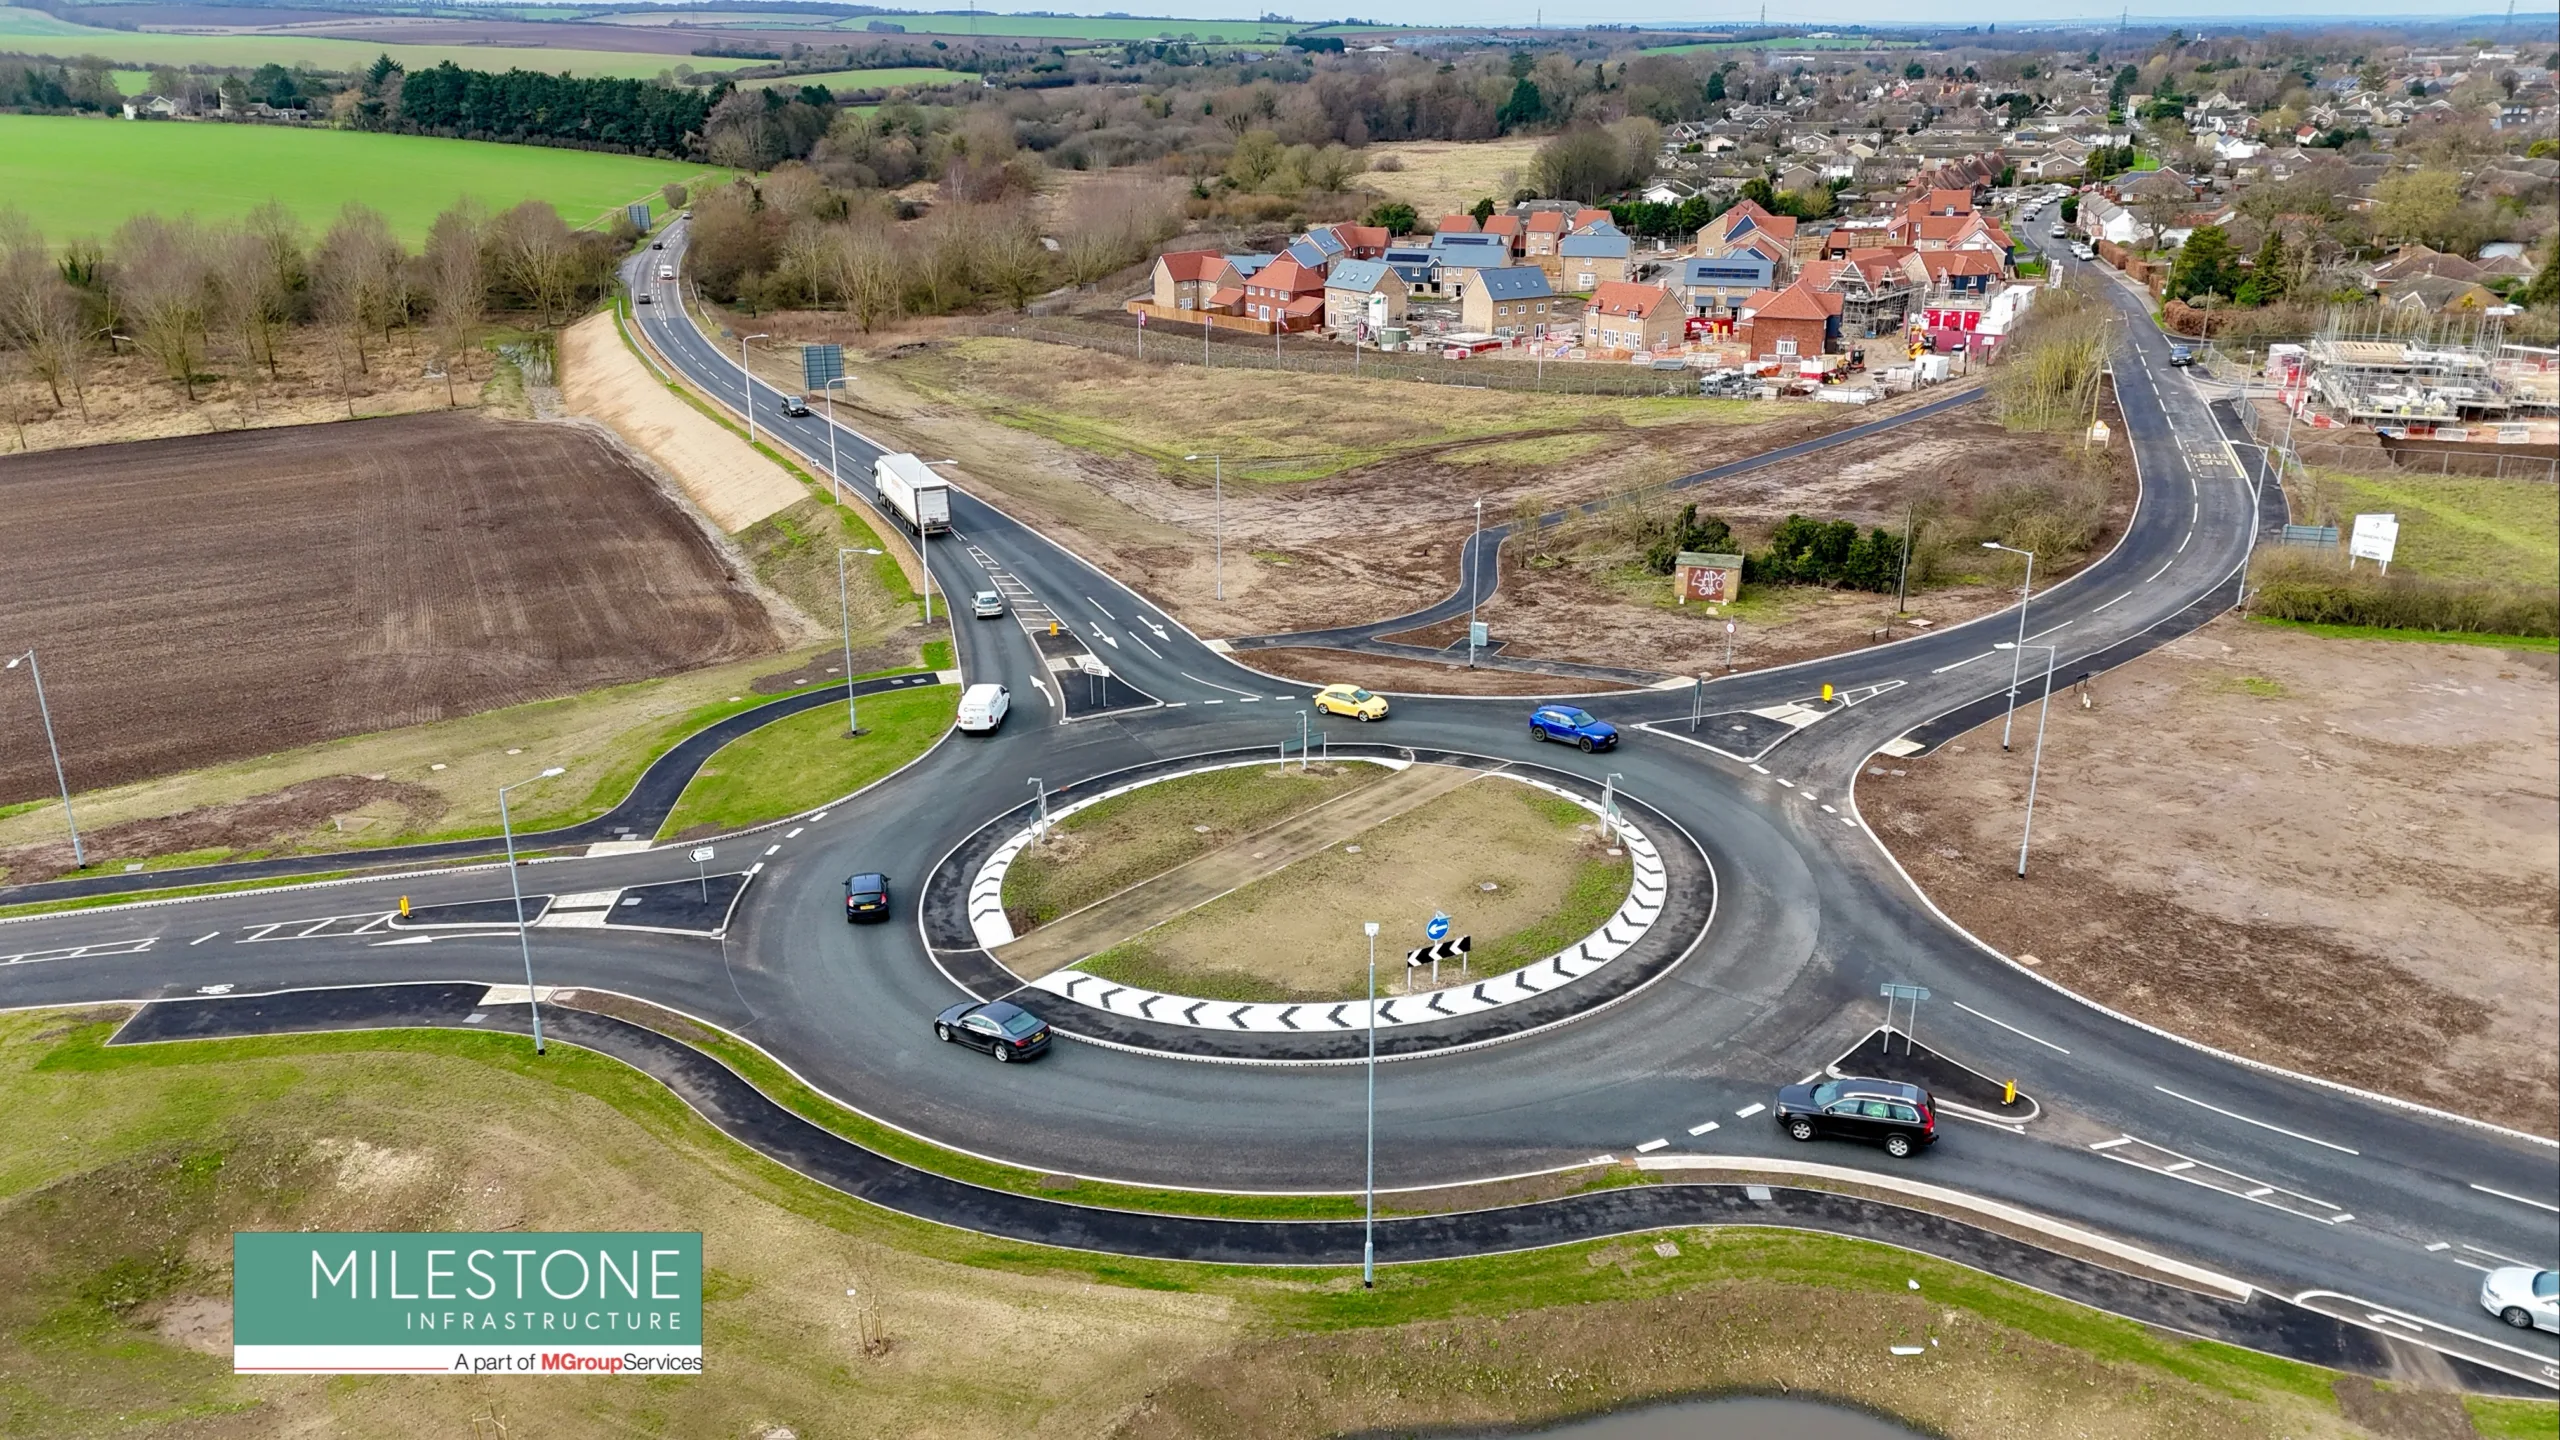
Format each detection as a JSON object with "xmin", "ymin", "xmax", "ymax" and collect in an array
[
  {"xmin": 1773, "ymin": 1077, "xmax": 1937, "ymax": 1157},
  {"xmin": 1530, "ymin": 705, "xmax": 1618, "ymax": 752},
  {"xmin": 780, "ymin": 395, "xmax": 812, "ymax": 418},
  {"xmin": 935, "ymin": 999, "xmax": 1051, "ymax": 1061},
  {"xmin": 844, "ymin": 872, "xmax": 891, "ymax": 922},
  {"xmin": 2168, "ymin": 343, "xmax": 2195, "ymax": 367}
]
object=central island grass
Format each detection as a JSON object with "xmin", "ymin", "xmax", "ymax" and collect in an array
[
  {"xmin": 655, "ymin": 682, "xmax": 955, "ymax": 839},
  {"xmin": 2, "ymin": 1009, "xmax": 2526, "ymax": 1438},
  {"xmin": 1001, "ymin": 761, "xmax": 1383, "ymax": 930},
  {"xmin": 1080, "ymin": 779, "xmax": 1631, "ymax": 1002},
  {"xmin": 0, "ymin": 114, "xmax": 728, "ymax": 242}
]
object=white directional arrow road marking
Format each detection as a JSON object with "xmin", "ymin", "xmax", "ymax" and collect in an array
[{"xmin": 1089, "ymin": 623, "xmax": 1119, "ymax": 649}]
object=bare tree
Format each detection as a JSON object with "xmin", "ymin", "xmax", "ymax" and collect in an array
[
  {"xmin": 312, "ymin": 204, "xmax": 406, "ymax": 375},
  {"xmin": 110, "ymin": 214, "xmax": 213, "ymax": 402},
  {"xmin": 0, "ymin": 208, "xmax": 93, "ymax": 418},
  {"xmin": 829, "ymin": 218, "xmax": 904, "ymax": 333},
  {"xmin": 422, "ymin": 200, "xmax": 486, "ymax": 407},
  {"xmin": 972, "ymin": 203, "xmax": 1048, "ymax": 313},
  {"xmin": 489, "ymin": 201, "xmax": 582, "ymax": 326},
  {"xmin": 239, "ymin": 201, "xmax": 306, "ymax": 376}
]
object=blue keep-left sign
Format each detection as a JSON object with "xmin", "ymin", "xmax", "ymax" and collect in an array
[{"xmin": 1426, "ymin": 912, "xmax": 1450, "ymax": 941}]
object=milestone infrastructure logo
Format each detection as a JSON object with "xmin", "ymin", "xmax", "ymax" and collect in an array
[{"xmin": 232, "ymin": 1232, "xmax": 704, "ymax": 1375}]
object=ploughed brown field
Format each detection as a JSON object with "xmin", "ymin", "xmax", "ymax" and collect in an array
[{"xmin": 0, "ymin": 412, "xmax": 784, "ymax": 804}]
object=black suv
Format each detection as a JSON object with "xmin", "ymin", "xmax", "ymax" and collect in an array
[
  {"xmin": 1773, "ymin": 1077, "xmax": 1937, "ymax": 1158},
  {"xmin": 779, "ymin": 396, "xmax": 812, "ymax": 418},
  {"xmin": 844, "ymin": 872, "xmax": 891, "ymax": 922}
]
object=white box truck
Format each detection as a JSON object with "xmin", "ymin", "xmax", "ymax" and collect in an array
[{"xmin": 874, "ymin": 452, "xmax": 951, "ymax": 534}]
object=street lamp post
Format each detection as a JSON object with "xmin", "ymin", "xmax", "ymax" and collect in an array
[
  {"xmin": 739, "ymin": 332, "xmax": 770, "ymax": 446},
  {"xmin": 1995, "ymin": 643, "xmax": 2057, "ymax": 878},
  {"xmin": 821, "ymin": 376, "xmax": 856, "ymax": 506},
  {"xmin": 1184, "ymin": 454, "xmax": 1223, "ymax": 601},
  {"xmin": 1362, "ymin": 919, "xmax": 1379, "ymax": 1290},
  {"xmin": 4, "ymin": 649, "xmax": 81, "ymax": 867},
  {"xmin": 838, "ymin": 546, "xmax": 884, "ymax": 735},
  {"xmin": 1027, "ymin": 776, "xmax": 1049, "ymax": 839},
  {"xmin": 499, "ymin": 765, "xmax": 568, "ymax": 1055},
  {"xmin": 2228, "ymin": 440, "xmax": 2274, "ymax": 610},
  {"xmin": 1981, "ymin": 541, "xmax": 2037, "ymax": 750}
]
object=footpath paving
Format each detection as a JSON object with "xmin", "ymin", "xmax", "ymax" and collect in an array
[{"xmin": 995, "ymin": 762, "xmax": 1484, "ymax": 978}]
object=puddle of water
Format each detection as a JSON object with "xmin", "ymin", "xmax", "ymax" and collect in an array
[{"xmin": 1452, "ymin": 1395, "xmax": 1927, "ymax": 1439}]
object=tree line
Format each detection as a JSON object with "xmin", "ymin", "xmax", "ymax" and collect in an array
[
  {"xmin": 0, "ymin": 197, "xmax": 624, "ymax": 420},
  {"xmin": 360, "ymin": 60, "xmax": 720, "ymax": 158}
]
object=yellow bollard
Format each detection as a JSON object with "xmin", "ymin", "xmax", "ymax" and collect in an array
[
  {"xmin": 1822, "ymin": 683, "xmax": 1834, "ymax": 704},
  {"xmin": 1049, "ymin": 620, "xmax": 1058, "ymax": 636},
  {"xmin": 2003, "ymin": 1079, "xmax": 2017, "ymax": 1106},
  {"xmin": 399, "ymin": 896, "xmax": 409, "ymax": 917}
]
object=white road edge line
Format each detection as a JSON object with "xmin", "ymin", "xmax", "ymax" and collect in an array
[
  {"xmin": 2463, "ymin": 1243, "xmax": 2537, "ymax": 1267},
  {"xmin": 1085, "ymin": 595, "xmax": 1114, "ymax": 619},
  {"xmin": 2471, "ymin": 1182, "xmax": 2560, "ymax": 1215},
  {"xmin": 1952, "ymin": 1000, "xmax": 2070, "ymax": 1054},
  {"xmin": 2146, "ymin": 559, "xmax": 2175, "ymax": 582},
  {"xmin": 2154, "ymin": 1085, "xmax": 2359, "ymax": 1155}
]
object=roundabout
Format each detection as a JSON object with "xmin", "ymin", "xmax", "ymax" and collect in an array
[
  {"xmin": 924, "ymin": 748, "xmax": 1707, "ymax": 1063},
  {"xmin": 0, "ymin": 214, "xmax": 2550, "ymax": 1400}
]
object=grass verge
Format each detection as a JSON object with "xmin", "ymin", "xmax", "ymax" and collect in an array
[
  {"xmin": 2251, "ymin": 617, "xmax": 2560, "ymax": 653},
  {"xmin": 0, "ymin": 1010, "xmax": 2491, "ymax": 1438},
  {"xmin": 656, "ymin": 683, "xmax": 957, "ymax": 839}
]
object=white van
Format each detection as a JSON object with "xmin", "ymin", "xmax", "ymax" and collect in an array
[
  {"xmin": 658, "ymin": 265, "xmax": 675, "ymax": 280},
  {"xmin": 957, "ymin": 682, "xmax": 1011, "ymax": 734}
]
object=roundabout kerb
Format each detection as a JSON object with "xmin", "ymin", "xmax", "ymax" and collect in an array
[{"xmin": 917, "ymin": 745, "xmax": 1716, "ymax": 1065}]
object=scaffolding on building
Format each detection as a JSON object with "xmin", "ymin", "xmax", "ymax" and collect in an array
[{"xmin": 2303, "ymin": 308, "xmax": 2516, "ymax": 424}]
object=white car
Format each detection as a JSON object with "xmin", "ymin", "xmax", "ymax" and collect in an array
[
  {"xmin": 956, "ymin": 682, "xmax": 1011, "ymax": 734},
  {"xmin": 972, "ymin": 590, "xmax": 1005, "ymax": 619},
  {"xmin": 2480, "ymin": 1266, "xmax": 2558, "ymax": 1332}
]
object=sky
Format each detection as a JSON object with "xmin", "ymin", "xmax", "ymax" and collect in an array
[{"xmin": 895, "ymin": 2, "xmax": 2558, "ymax": 29}]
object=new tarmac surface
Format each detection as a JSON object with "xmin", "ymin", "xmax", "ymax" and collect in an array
[{"xmin": 3, "ymin": 222, "xmax": 2552, "ymax": 1392}]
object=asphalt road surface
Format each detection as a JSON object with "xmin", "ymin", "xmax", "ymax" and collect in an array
[{"xmin": 4, "ymin": 214, "xmax": 2551, "ymax": 1391}]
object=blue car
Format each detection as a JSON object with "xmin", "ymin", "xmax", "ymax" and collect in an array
[{"xmin": 1529, "ymin": 705, "xmax": 1618, "ymax": 752}]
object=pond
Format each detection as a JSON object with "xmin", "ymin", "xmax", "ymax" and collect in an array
[{"xmin": 1445, "ymin": 1395, "xmax": 1929, "ymax": 1439}]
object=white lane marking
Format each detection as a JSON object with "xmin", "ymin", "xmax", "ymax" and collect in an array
[
  {"xmin": 1084, "ymin": 595, "xmax": 1115, "ymax": 619},
  {"xmin": 1586, "ymin": 1154, "xmax": 1616, "ymax": 1166},
  {"xmin": 2464, "ymin": 1243, "xmax": 2538, "ymax": 1267},
  {"xmin": 1202, "ymin": 698, "xmax": 1222, "ymax": 704},
  {"xmin": 2091, "ymin": 590, "xmax": 2135, "ymax": 614},
  {"xmin": 1775, "ymin": 778, "xmax": 1794, "ymax": 788},
  {"xmin": 1636, "ymin": 1138, "xmax": 1669, "ymax": 1153},
  {"xmin": 1931, "ymin": 650, "xmax": 1995, "ymax": 675},
  {"xmin": 2024, "ymin": 621, "xmax": 2072, "ymax": 644},
  {"xmin": 785, "ymin": 827, "xmax": 804, "ymax": 839},
  {"xmin": 1841, "ymin": 816, "xmax": 1858, "ymax": 827},
  {"xmin": 763, "ymin": 845, "xmax": 780, "ymax": 857},
  {"xmin": 2088, "ymin": 1136, "xmax": 2133, "ymax": 1151},
  {"xmin": 2192, "ymin": 501, "xmax": 2200, "ymax": 524},
  {"xmin": 2472, "ymin": 1182, "xmax": 2560, "ymax": 1215},
  {"xmin": 1165, "ymin": 701, "xmax": 1187, "ymax": 708},
  {"xmin": 1734, "ymin": 1102, "xmax": 1766, "ymax": 1119},
  {"xmin": 812, "ymin": 811, "xmax": 828, "ymax": 821},
  {"xmin": 1749, "ymin": 764, "xmax": 1769, "ymax": 775},
  {"xmin": 1820, "ymin": 804, "xmax": 1836, "ymax": 813},
  {"xmin": 2178, "ymin": 530, "xmax": 2192, "ymax": 553},
  {"xmin": 1953, "ymin": 1000, "xmax": 2071, "ymax": 1054},
  {"xmin": 2426, "ymin": 1241, "xmax": 2452, "ymax": 1252},
  {"xmin": 1181, "ymin": 670, "xmax": 1262, "ymax": 699},
  {"xmin": 190, "ymin": 932, "xmax": 219, "ymax": 945},
  {"xmin": 1088, "ymin": 623, "xmax": 1119, "ymax": 649},
  {"xmin": 1129, "ymin": 634, "xmax": 1164, "ymax": 659},
  {"xmin": 2146, "ymin": 559, "xmax": 2176, "ymax": 582},
  {"xmin": 1237, "ymin": 697, "xmax": 1261, "ymax": 703},
  {"xmin": 1945, "ymin": 1110, "xmax": 2025, "ymax": 1134},
  {"xmin": 1688, "ymin": 1121, "xmax": 1721, "ymax": 1135},
  {"xmin": 746, "ymin": 862, "xmax": 764, "ymax": 876},
  {"xmin": 2154, "ymin": 1085, "xmax": 2360, "ymax": 1155},
  {"xmin": 2163, "ymin": 1160, "xmax": 2197, "ymax": 1173},
  {"xmin": 370, "ymin": 936, "xmax": 434, "ymax": 947},
  {"xmin": 2449, "ymin": 1257, "xmax": 2497, "ymax": 1273}
]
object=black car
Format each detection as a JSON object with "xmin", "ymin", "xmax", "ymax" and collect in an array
[
  {"xmin": 934, "ymin": 999, "xmax": 1050, "ymax": 1061},
  {"xmin": 844, "ymin": 872, "xmax": 891, "ymax": 922},
  {"xmin": 1773, "ymin": 1076, "xmax": 1937, "ymax": 1157},
  {"xmin": 780, "ymin": 396, "xmax": 812, "ymax": 418},
  {"xmin": 2167, "ymin": 344, "xmax": 2195, "ymax": 367},
  {"xmin": 651, "ymin": 240, "xmax": 665, "ymax": 250}
]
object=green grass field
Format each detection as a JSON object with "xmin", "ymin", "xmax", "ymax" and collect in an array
[
  {"xmin": 2323, "ymin": 471, "xmax": 2560, "ymax": 589},
  {"xmin": 824, "ymin": 10, "xmax": 1304, "ymax": 40},
  {"xmin": 736, "ymin": 64, "xmax": 972, "ymax": 90},
  {"xmin": 655, "ymin": 682, "xmax": 955, "ymax": 839},
  {"xmin": 0, "ymin": 114, "xmax": 724, "ymax": 241},
  {"xmin": 0, "ymin": 5, "xmax": 765, "ymax": 77}
]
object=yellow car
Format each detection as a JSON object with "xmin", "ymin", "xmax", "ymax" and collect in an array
[{"xmin": 1313, "ymin": 683, "xmax": 1389, "ymax": 721}]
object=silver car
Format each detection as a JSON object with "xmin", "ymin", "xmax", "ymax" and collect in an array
[
  {"xmin": 2480, "ymin": 1266, "xmax": 2558, "ymax": 1332},
  {"xmin": 972, "ymin": 590, "xmax": 1005, "ymax": 619}
]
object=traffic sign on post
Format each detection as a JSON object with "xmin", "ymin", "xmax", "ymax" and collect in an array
[
  {"xmin": 691, "ymin": 845, "xmax": 715, "ymax": 901},
  {"xmin": 1426, "ymin": 912, "xmax": 1450, "ymax": 942},
  {"xmin": 1879, "ymin": 983, "xmax": 1929, "ymax": 1055}
]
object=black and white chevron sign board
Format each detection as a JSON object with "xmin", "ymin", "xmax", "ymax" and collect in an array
[{"xmin": 1406, "ymin": 936, "xmax": 1472, "ymax": 967}]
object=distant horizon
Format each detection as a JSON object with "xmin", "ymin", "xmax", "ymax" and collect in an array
[{"xmin": 623, "ymin": 1, "xmax": 2560, "ymax": 31}]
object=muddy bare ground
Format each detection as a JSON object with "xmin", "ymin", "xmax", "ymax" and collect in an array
[
  {"xmin": 0, "ymin": 411, "xmax": 786, "ymax": 807},
  {"xmin": 1864, "ymin": 616, "xmax": 2560, "ymax": 1133}
]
